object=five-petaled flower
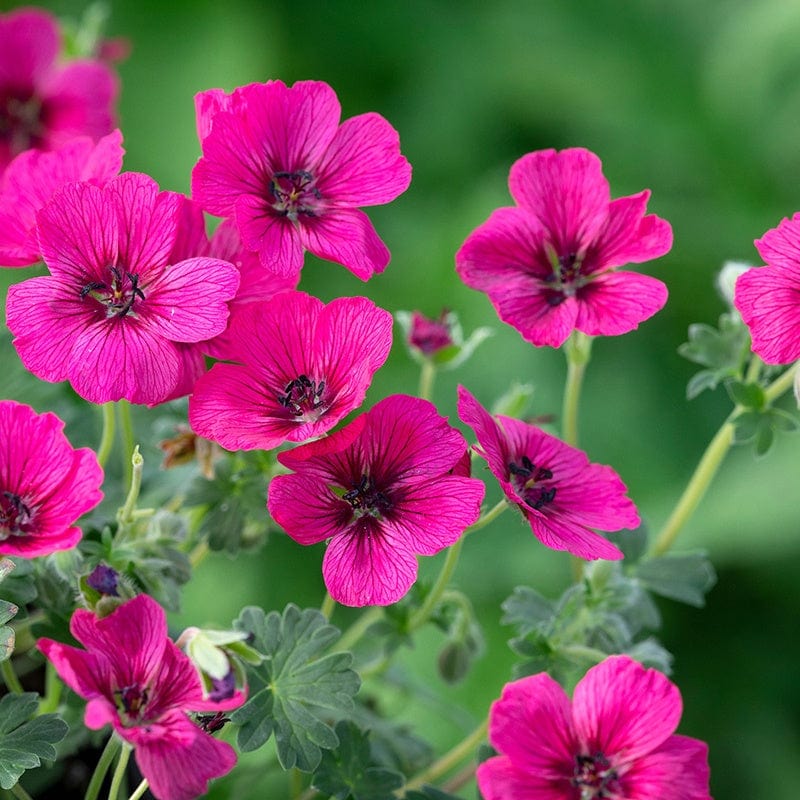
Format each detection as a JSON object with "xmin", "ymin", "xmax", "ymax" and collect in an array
[
  {"xmin": 0, "ymin": 400, "xmax": 103, "ymax": 557},
  {"xmin": 189, "ymin": 291, "xmax": 393, "ymax": 451},
  {"xmin": 192, "ymin": 79, "xmax": 412, "ymax": 280},
  {"xmin": 38, "ymin": 594, "xmax": 244, "ymax": 800},
  {"xmin": 268, "ymin": 394, "xmax": 485, "ymax": 606},
  {"xmin": 477, "ymin": 655, "xmax": 712, "ymax": 800},
  {"xmin": 0, "ymin": 7, "xmax": 118, "ymax": 175},
  {"xmin": 457, "ymin": 386, "xmax": 638, "ymax": 560},
  {"xmin": 456, "ymin": 147, "xmax": 672, "ymax": 348},
  {"xmin": 734, "ymin": 215, "xmax": 800, "ymax": 364},
  {"xmin": 5, "ymin": 172, "xmax": 240, "ymax": 405}
]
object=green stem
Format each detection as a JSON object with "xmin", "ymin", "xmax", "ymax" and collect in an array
[
  {"xmin": 38, "ymin": 661, "xmax": 62, "ymax": 714},
  {"xmin": 463, "ymin": 498, "xmax": 508, "ymax": 535},
  {"xmin": 117, "ymin": 400, "xmax": 135, "ymax": 489},
  {"xmin": 127, "ymin": 780, "xmax": 149, "ymax": 800},
  {"xmin": 189, "ymin": 540, "xmax": 209, "ymax": 569},
  {"xmin": 560, "ymin": 643, "xmax": 609, "ymax": 663},
  {"xmin": 418, "ymin": 359, "xmax": 436, "ymax": 402},
  {"xmin": 289, "ymin": 767, "xmax": 303, "ymax": 799},
  {"xmin": 561, "ymin": 331, "xmax": 593, "ymax": 447},
  {"xmin": 1, "ymin": 658, "xmax": 23, "ymax": 694},
  {"xmin": 97, "ymin": 402, "xmax": 117, "ymax": 468},
  {"xmin": 10, "ymin": 783, "xmax": 33, "ymax": 800},
  {"xmin": 108, "ymin": 743, "xmax": 132, "ymax": 800},
  {"xmin": 335, "ymin": 607, "xmax": 384, "ymax": 653},
  {"xmin": 118, "ymin": 446, "xmax": 144, "ymax": 526},
  {"xmin": 320, "ymin": 591, "xmax": 336, "ymax": 621},
  {"xmin": 651, "ymin": 363, "xmax": 797, "ymax": 556},
  {"xmin": 408, "ymin": 538, "xmax": 464, "ymax": 632},
  {"xmin": 405, "ymin": 719, "xmax": 488, "ymax": 791},
  {"xmin": 84, "ymin": 735, "xmax": 121, "ymax": 800}
]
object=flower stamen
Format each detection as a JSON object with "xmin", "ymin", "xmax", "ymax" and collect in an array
[
  {"xmin": 343, "ymin": 474, "xmax": 391, "ymax": 518},
  {"xmin": 571, "ymin": 752, "xmax": 622, "ymax": 799},
  {"xmin": 508, "ymin": 457, "xmax": 557, "ymax": 510},
  {"xmin": 0, "ymin": 490, "xmax": 34, "ymax": 539},
  {"xmin": 269, "ymin": 169, "xmax": 322, "ymax": 221},
  {"xmin": 80, "ymin": 266, "xmax": 145, "ymax": 319},
  {"xmin": 277, "ymin": 374, "xmax": 326, "ymax": 417}
]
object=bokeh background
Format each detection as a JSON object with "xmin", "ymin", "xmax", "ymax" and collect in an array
[{"xmin": 3, "ymin": 1, "xmax": 800, "ymax": 797}]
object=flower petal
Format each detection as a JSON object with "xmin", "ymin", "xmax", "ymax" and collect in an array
[
  {"xmin": 477, "ymin": 756, "xmax": 571, "ymax": 800},
  {"xmin": 622, "ymin": 735, "xmax": 712, "ymax": 800}
]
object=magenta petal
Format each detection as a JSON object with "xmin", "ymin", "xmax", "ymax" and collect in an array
[
  {"xmin": 37, "ymin": 638, "xmax": 108, "ymax": 704},
  {"xmin": 268, "ymin": 472, "xmax": 344, "ymax": 546},
  {"xmin": 194, "ymin": 87, "xmax": 232, "ymax": 143},
  {"xmin": 734, "ymin": 265, "xmax": 800, "ymax": 364},
  {"xmin": 299, "ymin": 209, "xmax": 390, "ymax": 280},
  {"xmin": 144, "ymin": 257, "xmax": 239, "ymax": 342},
  {"xmin": 322, "ymin": 525, "xmax": 419, "ymax": 607},
  {"xmin": 316, "ymin": 112, "xmax": 411, "ymax": 206},
  {"xmin": 575, "ymin": 271, "xmax": 668, "ymax": 337},
  {"xmin": 508, "ymin": 148, "xmax": 610, "ymax": 250},
  {"xmin": 754, "ymin": 214, "xmax": 800, "ymax": 273},
  {"xmin": 385, "ymin": 475, "xmax": 483, "ymax": 555},
  {"xmin": 588, "ymin": 192, "xmax": 673, "ymax": 269},
  {"xmin": 0, "ymin": 10, "xmax": 59, "ymax": 89},
  {"xmin": 622, "ymin": 735, "xmax": 712, "ymax": 800},
  {"xmin": 489, "ymin": 672, "xmax": 576, "ymax": 778},
  {"xmin": 235, "ymin": 195, "xmax": 304, "ymax": 277},
  {"xmin": 527, "ymin": 512, "xmax": 623, "ymax": 560},
  {"xmin": 572, "ymin": 656, "xmax": 682, "ymax": 764},
  {"xmin": 477, "ymin": 756, "xmax": 570, "ymax": 800},
  {"xmin": 134, "ymin": 719, "xmax": 237, "ymax": 800},
  {"xmin": 68, "ymin": 320, "xmax": 181, "ymax": 404}
]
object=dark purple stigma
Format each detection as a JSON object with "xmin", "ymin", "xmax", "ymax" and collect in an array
[
  {"xmin": 80, "ymin": 266, "xmax": 145, "ymax": 319},
  {"xmin": 507, "ymin": 456, "xmax": 557, "ymax": 511},
  {"xmin": 0, "ymin": 490, "xmax": 34, "ymax": 538},
  {"xmin": 196, "ymin": 711, "xmax": 230, "ymax": 734},
  {"xmin": 343, "ymin": 474, "xmax": 392, "ymax": 517},
  {"xmin": 269, "ymin": 169, "xmax": 323, "ymax": 221},
  {"xmin": 117, "ymin": 684, "xmax": 149, "ymax": 721},
  {"xmin": 571, "ymin": 752, "xmax": 622, "ymax": 798},
  {"xmin": 277, "ymin": 374, "xmax": 326, "ymax": 417}
]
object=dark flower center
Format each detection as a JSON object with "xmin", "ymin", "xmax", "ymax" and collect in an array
[
  {"xmin": 80, "ymin": 266, "xmax": 145, "ymax": 319},
  {"xmin": 277, "ymin": 374, "xmax": 326, "ymax": 418},
  {"xmin": 0, "ymin": 490, "xmax": 35, "ymax": 539},
  {"xmin": 343, "ymin": 475, "xmax": 391, "ymax": 518},
  {"xmin": 116, "ymin": 683, "xmax": 150, "ymax": 724},
  {"xmin": 571, "ymin": 752, "xmax": 622, "ymax": 799},
  {"xmin": 269, "ymin": 169, "xmax": 322, "ymax": 221},
  {"xmin": 0, "ymin": 89, "xmax": 45, "ymax": 158},
  {"xmin": 542, "ymin": 248, "xmax": 589, "ymax": 307},
  {"xmin": 508, "ymin": 455, "xmax": 557, "ymax": 510}
]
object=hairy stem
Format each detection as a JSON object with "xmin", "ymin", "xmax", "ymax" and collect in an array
[
  {"xmin": 118, "ymin": 446, "xmax": 144, "ymax": 526},
  {"xmin": 1, "ymin": 658, "xmax": 23, "ymax": 694},
  {"xmin": 320, "ymin": 591, "xmax": 336, "ymax": 621},
  {"xmin": 418, "ymin": 359, "xmax": 436, "ymax": 402},
  {"xmin": 37, "ymin": 661, "xmax": 62, "ymax": 715},
  {"xmin": 9, "ymin": 784, "xmax": 33, "ymax": 800}
]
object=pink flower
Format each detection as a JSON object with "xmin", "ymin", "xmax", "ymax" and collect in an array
[
  {"xmin": 0, "ymin": 8, "xmax": 118, "ymax": 174},
  {"xmin": 407, "ymin": 310, "xmax": 454, "ymax": 356},
  {"xmin": 38, "ymin": 594, "xmax": 243, "ymax": 800},
  {"xmin": 456, "ymin": 148, "xmax": 672, "ymax": 348},
  {"xmin": 5, "ymin": 173, "xmax": 240, "ymax": 405},
  {"xmin": 734, "ymin": 216, "xmax": 800, "ymax": 364},
  {"xmin": 191, "ymin": 79, "xmax": 412, "ymax": 280},
  {"xmin": 268, "ymin": 394, "xmax": 485, "ymax": 606},
  {"xmin": 0, "ymin": 400, "xmax": 103, "ymax": 557},
  {"xmin": 477, "ymin": 655, "xmax": 712, "ymax": 800},
  {"xmin": 457, "ymin": 386, "xmax": 638, "ymax": 560},
  {"xmin": 189, "ymin": 291, "xmax": 392, "ymax": 451},
  {"xmin": 0, "ymin": 129, "xmax": 124, "ymax": 266}
]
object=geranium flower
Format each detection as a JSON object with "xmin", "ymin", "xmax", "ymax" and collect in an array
[
  {"xmin": 0, "ymin": 129, "xmax": 124, "ymax": 266},
  {"xmin": 189, "ymin": 291, "xmax": 392, "ymax": 451},
  {"xmin": 456, "ymin": 147, "xmax": 672, "ymax": 348},
  {"xmin": 457, "ymin": 386, "xmax": 638, "ymax": 560},
  {"xmin": 0, "ymin": 400, "xmax": 103, "ymax": 557},
  {"xmin": 0, "ymin": 8, "xmax": 118, "ymax": 174},
  {"xmin": 5, "ymin": 173, "xmax": 240, "ymax": 405},
  {"xmin": 191, "ymin": 79, "xmax": 412, "ymax": 280},
  {"xmin": 268, "ymin": 394, "xmax": 485, "ymax": 606},
  {"xmin": 735, "ymin": 216, "xmax": 800, "ymax": 364},
  {"xmin": 38, "ymin": 594, "xmax": 243, "ymax": 800},
  {"xmin": 477, "ymin": 655, "xmax": 712, "ymax": 800}
]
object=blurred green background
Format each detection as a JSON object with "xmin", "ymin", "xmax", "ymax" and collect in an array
[{"xmin": 4, "ymin": 0, "xmax": 800, "ymax": 797}]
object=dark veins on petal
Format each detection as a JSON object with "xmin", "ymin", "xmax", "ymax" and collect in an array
[
  {"xmin": 277, "ymin": 374, "xmax": 326, "ymax": 417},
  {"xmin": 80, "ymin": 266, "xmax": 146, "ymax": 320},
  {"xmin": 269, "ymin": 169, "xmax": 323, "ymax": 221},
  {"xmin": 508, "ymin": 455, "xmax": 556, "ymax": 511}
]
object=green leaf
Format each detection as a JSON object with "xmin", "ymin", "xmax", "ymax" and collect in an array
[
  {"xmin": 312, "ymin": 721, "xmax": 404, "ymax": 800},
  {"xmin": 0, "ymin": 693, "xmax": 68, "ymax": 789},
  {"xmin": 0, "ymin": 626, "xmax": 14, "ymax": 662},
  {"xmin": 605, "ymin": 522, "xmax": 649, "ymax": 564},
  {"xmin": 501, "ymin": 587, "xmax": 554, "ymax": 635},
  {"xmin": 636, "ymin": 553, "xmax": 717, "ymax": 607},
  {"xmin": 405, "ymin": 788, "xmax": 465, "ymax": 800},
  {"xmin": 231, "ymin": 604, "xmax": 361, "ymax": 771},
  {"xmin": 727, "ymin": 380, "xmax": 765, "ymax": 410}
]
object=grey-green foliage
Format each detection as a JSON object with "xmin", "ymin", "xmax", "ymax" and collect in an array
[
  {"xmin": 231, "ymin": 604, "xmax": 361, "ymax": 771},
  {"xmin": 0, "ymin": 693, "xmax": 68, "ymax": 789}
]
